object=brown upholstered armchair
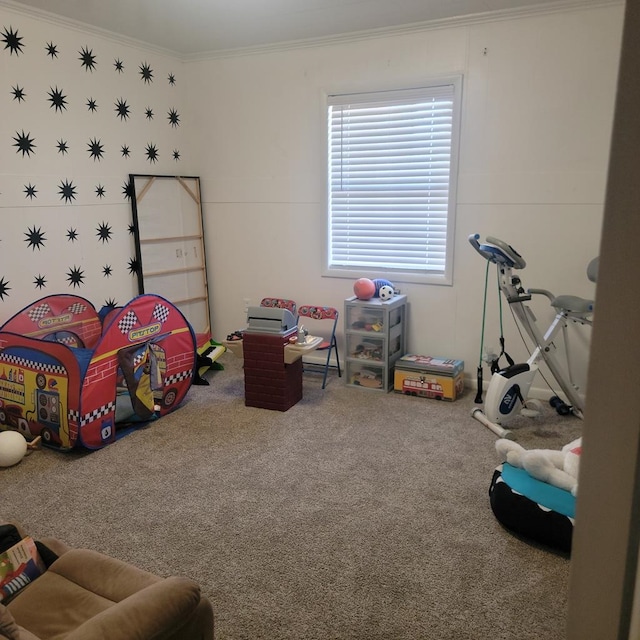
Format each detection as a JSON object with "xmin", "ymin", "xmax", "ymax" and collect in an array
[{"xmin": 0, "ymin": 525, "xmax": 214, "ymax": 640}]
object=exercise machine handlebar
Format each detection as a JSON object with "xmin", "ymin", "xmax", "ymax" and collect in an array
[{"xmin": 468, "ymin": 234, "xmax": 527, "ymax": 270}]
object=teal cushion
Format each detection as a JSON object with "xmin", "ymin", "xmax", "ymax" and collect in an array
[{"xmin": 501, "ymin": 462, "xmax": 575, "ymax": 518}]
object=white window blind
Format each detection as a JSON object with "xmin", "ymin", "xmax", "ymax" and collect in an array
[{"xmin": 327, "ymin": 81, "xmax": 460, "ymax": 284}]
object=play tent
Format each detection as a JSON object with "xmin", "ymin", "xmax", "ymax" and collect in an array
[{"xmin": 0, "ymin": 294, "xmax": 197, "ymax": 450}]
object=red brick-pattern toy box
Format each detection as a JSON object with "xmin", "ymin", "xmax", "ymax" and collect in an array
[{"xmin": 243, "ymin": 331, "xmax": 302, "ymax": 411}]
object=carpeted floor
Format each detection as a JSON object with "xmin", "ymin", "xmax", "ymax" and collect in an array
[{"xmin": 2, "ymin": 353, "xmax": 582, "ymax": 639}]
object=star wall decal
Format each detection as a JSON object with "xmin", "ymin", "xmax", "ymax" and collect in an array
[
  {"xmin": 102, "ymin": 265, "xmax": 112, "ymax": 277},
  {"xmin": 168, "ymin": 73, "xmax": 176, "ymax": 86},
  {"xmin": 0, "ymin": 277, "xmax": 11, "ymax": 301},
  {"xmin": 58, "ymin": 179, "xmax": 77, "ymax": 203},
  {"xmin": 128, "ymin": 223, "xmax": 135, "ymax": 234},
  {"xmin": 67, "ymin": 228, "xmax": 78, "ymax": 242},
  {"xmin": 87, "ymin": 137, "xmax": 104, "ymax": 161},
  {"xmin": 121, "ymin": 144, "xmax": 131, "ymax": 158},
  {"xmin": 79, "ymin": 46, "xmax": 96, "ymax": 71},
  {"xmin": 122, "ymin": 181, "xmax": 133, "ymax": 199},
  {"xmin": 45, "ymin": 42, "xmax": 58, "ymax": 58},
  {"xmin": 173, "ymin": 149, "xmax": 180, "ymax": 161},
  {"xmin": 24, "ymin": 183, "xmax": 37, "ymax": 199},
  {"xmin": 11, "ymin": 85, "xmax": 26, "ymax": 102},
  {"xmin": 25, "ymin": 226, "xmax": 46, "ymax": 250},
  {"xmin": 145, "ymin": 143, "xmax": 159, "ymax": 163},
  {"xmin": 57, "ymin": 139, "xmax": 69, "ymax": 154},
  {"xmin": 95, "ymin": 184, "xmax": 106, "ymax": 198},
  {"xmin": 115, "ymin": 98, "xmax": 131, "ymax": 120},
  {"xmin": 104, "ymin": 297, "xmax": 117, "ymax": 308},
  {"xmin": 2, "ymin": 26, "xmax": 24, "ymax": 56},
  {"xmin": 96, "ymin": 222, "xmax": 112, "ymax": 243},
  {"xmin": 114, "ymin": 58, "xmax": 124, "ymax": 72},
  {"xmin": 66, "ymin": 266, "xmax": 85, "ymax": 288},
  {"xmin": 145, "ymin": 107, "xmax": 154, "ymax": 120},
  {"xmin": 48, "ymin": 86, "xmax": 68, "ymax": 112},
  {"xmin": 13, "ymin": 130, "xmax": 36, "ymax": 157},
  {"xmin": 34, "ymin": 274, "xmax": 47, "ymax": 289},
  {"xmin": 128, "ymin": 257, "xmax": 140, "ymax": 275},
  {"xmin": 139, "ymin": 62, "xmax": 153, "ymax": 83},
  {"xmin": 87, "ymin": 97, "xmax": 98, "ymax": 112},
  {"xmin": 168, "ymin": 109, "xmax": 180, "ymax": 127}
]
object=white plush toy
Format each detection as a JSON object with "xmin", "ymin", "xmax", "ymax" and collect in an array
[{"xmin": 496, "ymin": 437, "xmax": 582, "ymax": 496}]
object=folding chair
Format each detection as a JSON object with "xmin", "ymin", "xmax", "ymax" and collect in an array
[
  {"xmin": 260, "ymin": 297, "xmax": 297, "ymax": 317},
  {"xmin": 296, "ymin": 305, "xmax": 341, "ymax": 388}
]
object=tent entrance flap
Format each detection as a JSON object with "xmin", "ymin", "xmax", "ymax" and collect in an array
[{"xmin": 117, "ymin": 341, "xmax": 167, "ymax": 421}]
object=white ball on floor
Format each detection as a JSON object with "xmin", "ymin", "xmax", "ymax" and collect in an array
[
  {"xmin": 0, "ymin": 431, "xmax": 28, "ymax": 468},
  {"xmin": 378, "ymin": 285, "xmax": 394, "ymax": 301}
]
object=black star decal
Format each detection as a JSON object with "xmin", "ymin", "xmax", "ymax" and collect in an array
[
  {"xmin": 114, "ymin": 58, "xmax": 124, "ymax": 72},
  {"xmin": 67, "ymin": 228, "xmax": 78, "ymax": 242},
  {"xmin": 47, "ymin": 86, "xmax": 67, "ymax": 112},
  {"xmin": 34, "ymin": 274, "xmax": 47, "ymax": 289},
  {"xmin": 0, "ymin": 277, "xmax": 11, "ymax": 301},
  {"xmin": 96, "ymin": 222, "xmax": 112, "ymax": 243},
  {"xmin": 46, "ymin": 42, "xmax": 58, "ymax": 58},
  {"xmin": 173, "ymin": 149, "xmax": 180, "ymax": 161},
  {"xmin": 11, "ymin": 85, "xmax": 25, "ymax": 102},
  {"xmin": 103, "ymin": 265, "xmax": 112, "ymax": 277},
  {"xmin": 139, "ymin": 62, "xmax": 153, "ymax": 83},
  {"xmin": 128, "ymin": 257, "xmax": 140, "ymax": 275},
  {"xmin": 79, "ymin": 46, "xmax": 96, "ymax": 71},
  {"xmin": 66, "ymin": 266, "xmax": 85, "ymax": 288},
  {"xmin": 87, "ymin": 137, "xmax": 104, "ymax": 161},
  {"xmin": 57, "ymin": 139, "xmax": 69, "ymax": 154},
  {"xmin": 58, "ymin": 179, "xmax": 77, "ymax": 203},
  {"xmin": 13, "ymin": 130, "xmax": 36, "ymax": 157},
  {"xmin": 87, "ymin": 97, "xmax": 98, "ymax": 112},
  {"xmin": 168, "ymin": 73, "xmax": 176, "ymax": 86},
  {"xmin": 25, "ymin": 226, "xmax": 46, "ymax": 250},
  {"xmin": 145, "ymin": 143, "xmax": 159, "ymax": 163},
  {"xmin": 2, "ymin": 26, "xmax": 24, "ymax": 56},
  {"xmin": 122, "ymin": 180, "xmax": 134, "ymax": 200},
  {"xmin": 168, "ymin": 109, "xmax": 180, "ymax": 127},
  {"xmin": 121, "ymin": 144, "xmax": 130, "ymax": 158},
  {"xmin": 24, "ymin": 183, "xmax": 37, "ymax": 199},
  {"xmin": 128, "ymin": 223, "xmax": 135, "ymax": 234},
  {"xmin": 115, "ymin": 98, "xmax": 130, "ymax": 120},
  {"xmin": 95, "ymin": 184, "xmax": 106, "ymax": 198},
  {"xmin": 104, "ymin": 297, "xmax": 118, "ymax": 308},
  {"xmin": 145, "ymin": 107, "xmax": 154, "ymax": 120}
]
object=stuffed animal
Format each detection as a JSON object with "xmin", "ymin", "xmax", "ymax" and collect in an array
[{"xmin": 496, "ymin": 437, "xmax": 582, "ymax": 496}]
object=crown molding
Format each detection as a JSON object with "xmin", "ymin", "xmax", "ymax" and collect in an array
[
  {"xmin": 0, "ymin": 0, "xmax": 180, "ymax": 59},
  {"xmin": 0, "ymin": 0, "xmax": 623, "ymax": 62}
]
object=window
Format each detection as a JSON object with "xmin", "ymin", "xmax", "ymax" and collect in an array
[{"xmin": 326, "ymin": 78, "xmax": 461, "ymax": 285}]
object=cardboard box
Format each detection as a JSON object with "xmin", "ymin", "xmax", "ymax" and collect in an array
[{"xmin": 394, "ymin": 355, "xmax": 465, "ymax": 401}]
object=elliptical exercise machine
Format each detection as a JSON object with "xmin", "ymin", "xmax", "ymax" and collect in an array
[{"xmin": 469, "ymin": 234, "xmax": 597, "ymax": 438}]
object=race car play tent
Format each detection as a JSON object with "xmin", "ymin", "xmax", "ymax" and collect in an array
[{"xmin": 0, "ymin": 293, "xmax": 197, "ymax": 450}]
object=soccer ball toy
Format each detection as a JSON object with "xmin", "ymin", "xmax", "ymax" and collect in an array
[{"xmin": 378, "ymin": 285, "xmax": 394, "ymax": 301}]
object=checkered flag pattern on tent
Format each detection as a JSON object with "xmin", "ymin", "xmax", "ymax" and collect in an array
[
  {"xmin": 27, "ymin": 303, "xmax": 52, "ymax": 323},
  {"xmin": 118, "ymin": 310, "xmax": 139, "ymax": 334},
  {"xmin": 68, "ymin": 303, "xmax": 88, "ymax": 315},
  {"xmin": 152, "ymin": 303, "xmax": 170, "ymax": 324}
]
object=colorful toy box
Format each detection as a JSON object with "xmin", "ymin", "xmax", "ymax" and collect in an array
[{"xmin": 394, "ymin": 355, "xmax": 465, "ymax": 401}]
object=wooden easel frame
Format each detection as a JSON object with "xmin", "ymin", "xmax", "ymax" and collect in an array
[{"xmin": 129, "ymin": 174, "xmax": 211, "ymax": 340}]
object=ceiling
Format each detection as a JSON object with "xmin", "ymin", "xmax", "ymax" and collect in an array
[{"xmin": 7, "ymin": 0, "xmax": 599, "ymax": 57}]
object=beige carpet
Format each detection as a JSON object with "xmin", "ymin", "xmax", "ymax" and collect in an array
[{"xmin": 3, "ymin": 353, "xmax": 582, "ymax": 639}]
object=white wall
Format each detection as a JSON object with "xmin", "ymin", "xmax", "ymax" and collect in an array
[
  {"xmin": 186, "ymin": 3, "xmax": 623, "ymax": 393},
  {"xmin": 0, "ymin": 4, "xmax": 186, "ymax": 315},
  {"xmin": 0, "ymin": 2, "xmax": 623, "ymax": 394}
]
